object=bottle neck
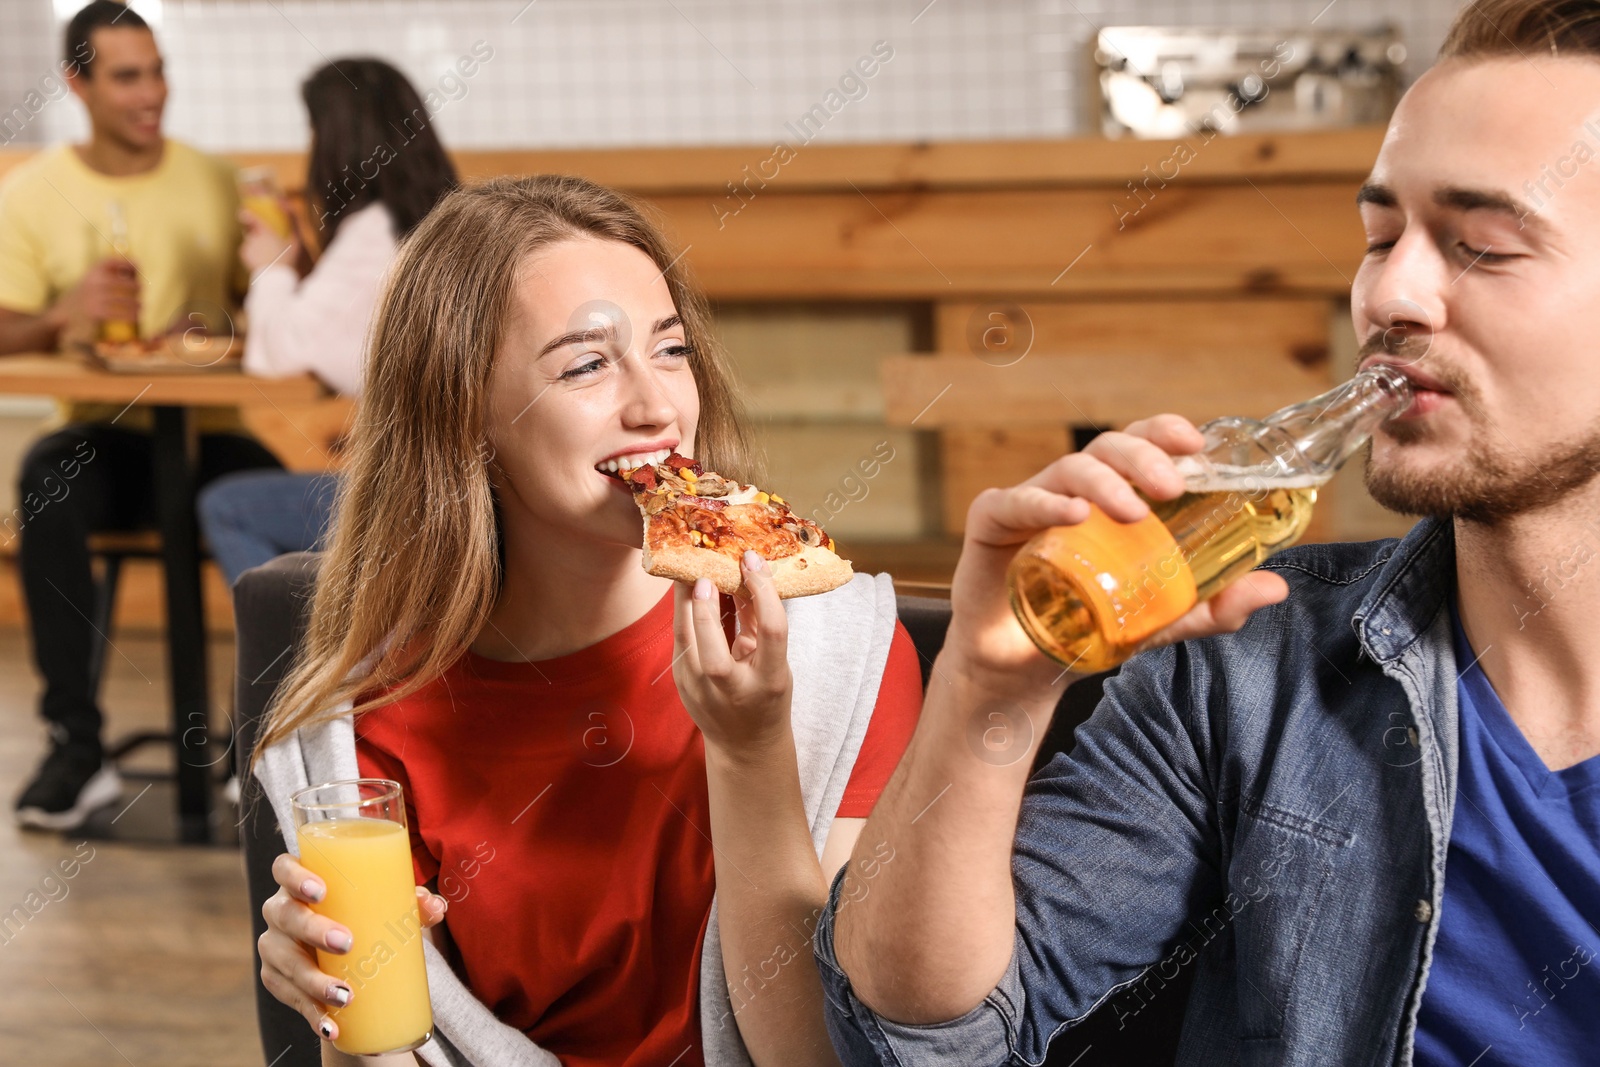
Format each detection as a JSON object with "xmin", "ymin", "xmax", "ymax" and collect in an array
[{"xmin": 1260, "ymin": 365, "xmax": 1415, "ymax": 480}]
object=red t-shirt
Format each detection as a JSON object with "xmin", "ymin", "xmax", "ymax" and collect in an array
[{"xmin": 354, "ymin": 590, "xmax": 922, "ymax": 1067}]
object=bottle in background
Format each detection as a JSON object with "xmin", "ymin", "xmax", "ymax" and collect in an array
[
  {"xmin": 1007, "ymin": 364, "xmax": 1414, "ymax": 673},
  {"xmin": 99, "ymin": 200, "xmax": 138, "ymax": 344}
]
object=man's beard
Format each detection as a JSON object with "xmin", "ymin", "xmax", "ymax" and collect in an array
[
  {"xmin": 1354, "ymin": 327, "xmax": 1600, "ymax": 523},
  {"xmin": 1363, "ymin": 415, "xmax": 1600, "ymax": 525}
]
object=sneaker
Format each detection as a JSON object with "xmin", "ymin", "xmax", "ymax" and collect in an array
[{"xmin": 14, "ymin": 737, "xmax": 123, "ymax": 831}]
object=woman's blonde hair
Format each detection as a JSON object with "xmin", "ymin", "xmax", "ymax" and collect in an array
[{"xmin": 251, "ymin": 175, "xmax": 756, "ymax": 764}]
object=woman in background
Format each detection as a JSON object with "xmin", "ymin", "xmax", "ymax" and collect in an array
[{"xmin": 200, "ymin": 58, "xmax": 457, "ymax": 585}]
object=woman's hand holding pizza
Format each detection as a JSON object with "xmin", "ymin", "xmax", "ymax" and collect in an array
[
  {"xmin": 672, "ymin": 550, "xmax": 794, "ymax": 759},
  {"xmin": 944, "ymin": 414, "xmax": 1291, "ymax": 697}
]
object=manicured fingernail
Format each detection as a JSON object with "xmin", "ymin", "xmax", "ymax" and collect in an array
[
  {"xmin": 301, "ymin": 879, "xmax": 324, "ymax": 902},
  {"xmin": 326, "ymin": 929, "xmax": 352, "ymax": 953},
  {"xmin": 318, "ymin": 1015, "xmax": 336, "ymax": 1039},
  {"xmin": 328, "ymin": 983, "xmax": 351, "ymax": 1007},
  {"xmin": 693, "ymin": 578, "xmax": 713, "ymax": 600},
  {"xmin": 742, "ymin": 550, "xmax": 763, "ymax": 571}
]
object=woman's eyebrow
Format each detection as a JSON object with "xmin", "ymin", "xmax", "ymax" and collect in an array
[
  {"xmin": 535, "ymin": 314, "xmax": 683, "ymax": 359},
  {"xmin": 536, "ymin": 323, "xmax": 616, "ymax": 359}
]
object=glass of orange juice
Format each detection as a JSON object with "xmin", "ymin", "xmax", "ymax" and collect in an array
[
  {"xmin": 291, "ymin": 778, "xmax": 434, "ymax": 1056},
  {"xmin": 238, "ymin": 165, "xmax": 294, "ymax": 238}
]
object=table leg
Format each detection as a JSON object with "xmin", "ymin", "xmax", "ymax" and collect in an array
[{"xmin": 152, "ymin": 404, "xmax": 213, "ymax": 844}]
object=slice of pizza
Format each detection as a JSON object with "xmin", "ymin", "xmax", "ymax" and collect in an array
[{"xmin": 625, "ymin": 452, "xmax": 853, "ymax": 598}]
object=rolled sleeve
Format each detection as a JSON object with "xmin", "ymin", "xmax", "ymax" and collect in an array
[{"xmin": 813, "ymin": 861, "xmax": 1020, "ymax": 1067}]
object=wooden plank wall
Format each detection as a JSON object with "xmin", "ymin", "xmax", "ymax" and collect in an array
[
  {"xmin": 0, "ymin": 130, "xmax": 1381, "ymax": 301},
  {"xmin": 0, "ymin": 129, "xmax": 1393, "ymax": 550},
  {"xmin": 901, "ymin": 298, "xmax": 1340, "ymax": 534}
]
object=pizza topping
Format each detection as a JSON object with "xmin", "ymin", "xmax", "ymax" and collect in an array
[
  {"xmin": 627, "ymin": 451, "xmax": 841, "ymax": 565},
  {"xmin": 719, "ymin": 484, "xmax": 765, "ymax": 506}
]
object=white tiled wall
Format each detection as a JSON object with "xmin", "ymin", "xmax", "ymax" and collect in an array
[{"xmin": 1, "ymin": 0, "xmax": 1466, "ymax": 152}]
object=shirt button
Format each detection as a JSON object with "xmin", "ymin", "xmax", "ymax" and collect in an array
[
  {"xmin": 1414, "ymin": 899, "xmax": 1433, "ymax": 923},
  {"xmin": 1381, "ymin": 627, "xmax": 1393, "ymax": 636}
]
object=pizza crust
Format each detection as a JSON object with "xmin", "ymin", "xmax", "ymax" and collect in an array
[
  {"xmin": 642, "ymin": 524, "xmax": 853, "ymax": 599},
  {"xmin": 643, "ymin": 538, "xmax": 744, "ymax": 594},
  {"xmin": 766, "ymin": 544, "xmax": 855, "ymax": 598}
]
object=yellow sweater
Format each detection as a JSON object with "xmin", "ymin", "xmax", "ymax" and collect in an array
[{"xmin": 0, "ymin": 140, "xmax": 244, "ymax": 431}]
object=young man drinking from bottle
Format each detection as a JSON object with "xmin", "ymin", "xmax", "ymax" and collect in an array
[{"xmin": 817, "ymin": 1, "xmax": 1600, "ymax": 1063}]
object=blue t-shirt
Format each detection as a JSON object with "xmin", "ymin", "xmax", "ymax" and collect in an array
[{"xmin": 1413, "ymin": 609, "xmax": 1600, "ymax": 1065}]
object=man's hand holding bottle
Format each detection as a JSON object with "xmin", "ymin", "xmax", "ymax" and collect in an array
[
  {"xmin": 945, "ymin": 413, "xmax": 1291, "ymax": 704},
  {"xmin": 45, "ymin": 256, "xmax": 140, "ymax": 344}
]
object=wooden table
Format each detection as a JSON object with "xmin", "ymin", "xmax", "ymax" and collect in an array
[{"xmin": 0, "ymin": 354, "xmax": 322, "ymax": 843}]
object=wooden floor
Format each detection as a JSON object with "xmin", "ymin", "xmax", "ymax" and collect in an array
[{"xmin": 0, "ymin": 625, "xmax": 263, "ymax": 1067}]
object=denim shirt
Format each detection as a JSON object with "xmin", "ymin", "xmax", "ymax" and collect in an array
[{"xmin": 815, "ymin": 517, "xmax": 1462, "ymax": 1067}]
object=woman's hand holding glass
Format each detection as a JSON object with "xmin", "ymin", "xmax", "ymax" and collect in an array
[
  {"xmin": 258, "ymin": 851, "xmax": 448, "ymax": 1044},
  {"xmin": 239, "ymin": 203, "xmax": 302, "ymax": 277}
]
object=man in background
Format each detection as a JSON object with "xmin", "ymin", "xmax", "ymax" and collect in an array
[{"xmin": 0, "ymin": 1, "xmax": 279, "ymax": 830}]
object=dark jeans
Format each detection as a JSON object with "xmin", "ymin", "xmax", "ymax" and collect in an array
[{"xmin": 13, "ymin": 423, "xmax": 281, "ymax": 751}]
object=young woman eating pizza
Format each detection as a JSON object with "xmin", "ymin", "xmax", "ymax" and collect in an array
[{"xmin": 248, "ymin": 175, "xmax": 923, "ymax": 1067}]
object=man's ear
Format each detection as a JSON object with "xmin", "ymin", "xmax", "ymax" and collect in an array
[{"xmin": 65, "ymin": 68, "xmax": 90, "ymax": 105}]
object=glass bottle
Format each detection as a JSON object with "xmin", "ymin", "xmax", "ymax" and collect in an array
[
  {"xmin": 99, "ymin": 199, "xmax": 138, "ymax": 344},
  {"xmin": 1007, "ymin": 364, "xmax": 1414, "ymax": 673}
]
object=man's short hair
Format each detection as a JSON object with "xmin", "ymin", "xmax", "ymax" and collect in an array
[
  {"xmin": 1440, "ymin": 0, "xmax": 1600, "ymax": 61},
  {"xmin": 65, "ymin": 1, "xmax": 150, "ymax": 79}
]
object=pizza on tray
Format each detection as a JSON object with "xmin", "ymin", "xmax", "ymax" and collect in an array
[
  {"xmin": 622, "ymin": 452, "xmax": 853, "ymax": 598},
  {"xmin": 89, "ymin": 333, "xmax": 239, "ymax": 372}
]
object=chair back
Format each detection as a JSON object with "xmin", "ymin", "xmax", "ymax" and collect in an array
[{"xmin": 234, "ymin": 553, "xmax": 325, "ymax": 1067}]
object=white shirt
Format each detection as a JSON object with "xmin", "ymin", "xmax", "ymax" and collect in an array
[{"xmin": 243, "ymin": 201, "xmax": 397, "ymax": 398}]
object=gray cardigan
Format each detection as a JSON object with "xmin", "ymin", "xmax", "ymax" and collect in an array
[{"xmin": 255, "ymin": 572, "xmax": 900, "ymax": 1067}]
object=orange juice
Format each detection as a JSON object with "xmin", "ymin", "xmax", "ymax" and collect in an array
[
  {"xmin": 295, "ymin": 818, "xmax": 433, "ymax": 1055},
  {"xmin": 241, "ymin": 192, "xmax": 293, "ymax": 238},
  {"xmin": 238, "ymin": 166, "xmax": 293, "ymax": 237}
]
